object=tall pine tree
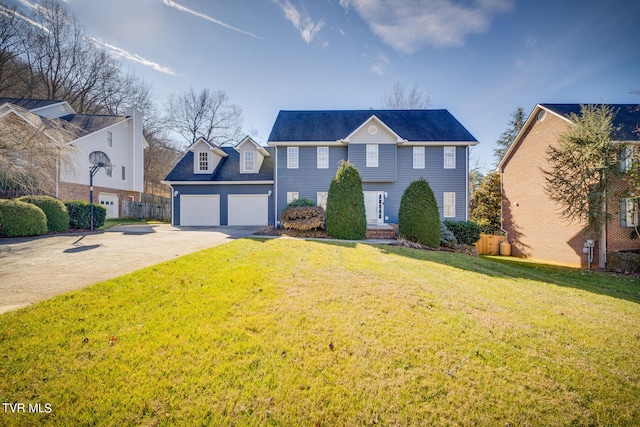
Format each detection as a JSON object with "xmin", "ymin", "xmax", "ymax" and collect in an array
[{"xmin": 494, "ymin": 107, "xmax": 526, "ymax": 166}]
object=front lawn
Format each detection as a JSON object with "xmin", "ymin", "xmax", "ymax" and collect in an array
[{"xmin": 1, "ymin": 239, "xmax": 638, "ymax": 426}]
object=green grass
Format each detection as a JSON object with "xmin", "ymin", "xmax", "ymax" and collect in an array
[{"xmin": 1, "ymin": 239, "xmax": 639, "ymax": 426}]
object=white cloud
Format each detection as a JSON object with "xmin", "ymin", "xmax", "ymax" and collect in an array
[
  {"xmin": 90, "ymin": 38, "xmax": 176, "ymax": 76},
  {"xmin": 342, "ymin": 0, "xmax": 512, "ymax": 53},
  {"xmin": 368, "ymin": 51, "xmax": 389, "ymax": 76},
  {"xmin": 272, "ymin": 0, "xmax": 327, "ymax": 45},
  {"xmin": 163, "ymin": 0, "xmax": 262, "ymax": 39}
]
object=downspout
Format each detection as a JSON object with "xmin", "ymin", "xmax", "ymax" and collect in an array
[
  {"xmin": 599, "ymin": 188, "xmax": 607, "ymax": 269},
  {"xmin": 274, "ymin": 145, "xmax": 278, "ymax": 227},
  {"xmin": 499, "ymin": 170, "xmax": 509, "ymax": 242},
  {"xmin": 465, "ymin": 145, "xmax": 469, "ymax": 221}
]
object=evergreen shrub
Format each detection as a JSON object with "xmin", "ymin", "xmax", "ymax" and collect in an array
[
  {"xmin": 65, "ymin": 200, "xmax": 107, "ymax": 229},
  {"xmin": 443, "ymin": 220, "xmax": 481, "ymax": 245},
  {"xmin": 440, "ymin": 221, "xmax": 458, "ymax": 248},
  {"xmin": 0, "ymin": 199, "xmax": 47, "ymax": 237},
  {"xmin": 282, "ymin": 198, "xmax": 316, "ymax": 210},
  {"xmin": 326, "ymin": 161, "xmax": 366, "ymax": 240},
  {"xmin": 398, "ymin": 178, "xmax": 441, "ymax": 247},
  {"xmin": 18, "ymin": 195, "xmax": 70, "ymax": 232}
]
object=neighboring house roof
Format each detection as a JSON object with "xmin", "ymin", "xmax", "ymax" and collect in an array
[
  {"xmin": 541, "ymin": 104, "xmax": 640, "ymax": 141},
  {"xmin": 60, "ymin": 114, "xmax": 127, "ymax": 134},
  {"xmin": 164, "ymin": 146, "xmax": 274, "ymax": 182},
  {"xmin": 0, "ymin": 102, "xmax": 86, "ymax": 143},
  {"xmin": 499, "ymin": 103, "xmax": 640, "ymax": 172},
  {"xmin": 267, "ymin": 110, "xmax": 478, "ymax": 143},
  {"xmin": 0, "ymin": 97, "xmax": 65, "ymax": 111}
]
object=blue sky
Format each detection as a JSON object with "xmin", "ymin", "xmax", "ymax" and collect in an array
[{"xmin": 9, "ymin": 0, "xmax": 640, "ymax": 171}]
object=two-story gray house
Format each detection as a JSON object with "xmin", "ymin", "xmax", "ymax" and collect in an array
[{"xmin": 164, "ymin": 110, "xmax": 478, "ymax": 229}]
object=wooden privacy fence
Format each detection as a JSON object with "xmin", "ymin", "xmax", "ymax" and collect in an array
[
  {"xmin": 475, "ymin": 233, "xmax": 508, "ymax": 255},
  {"xmin": 122, "ymin": 194, "xmax": 171, "ymax": 222}
]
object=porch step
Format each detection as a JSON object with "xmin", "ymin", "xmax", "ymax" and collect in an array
[{"xmin": 366, "ymin": 224, "xmax": 398, "ymax": 240}]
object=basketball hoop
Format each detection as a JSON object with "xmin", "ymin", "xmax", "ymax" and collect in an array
[{"xmin": 88, "ymin": 151, "xmax": 113, "ymax": 231}]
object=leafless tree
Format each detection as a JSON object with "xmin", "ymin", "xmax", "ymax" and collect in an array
[
  {"xmin": 0, "ymin": 106, "xmax": 76, "ymax": 196},
  {"xmin": 167, "ymin": 88, "xmax": 243, "ymax": 146},
  {"xmin": 98, "ymin": 71, "xmax": 153, "ymax": 116},
  {"xmin": 381, "ymin": 81, "xmax": 430, "ymax": 110},
  {"xmin": 0, "ymin": 0, "xmax": 28, "ymax": 96}
]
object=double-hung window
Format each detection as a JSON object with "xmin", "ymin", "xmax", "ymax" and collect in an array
[
  {"xmin": 620, "ymin": 198, "xmax": 639, "ymax": 227},
  {"xmin": 443, "ymin": 192, "xmax": 456, "ymax": 218},
  {"xmin": 444, "ymin": 147, "xmax": 456, "ymax": 169},
  {"xmin": 413, "ymin": 147, "xmax": 425, "ymax": 169},
  {"xmin": 107, "ymin": 131, "xmax": 113, "ymax": 147},
  {"xmin": 198, "ymin": 152, "xmax": 209, "ymax": 172},
  {"xmin": 287, "ymin": 147, "xmax": 299, "ymax": 169},
  {"xmin": 317, "ymin": 147, "xmax": 329, "ymax": 169},
  {"xmin": 366, "ymin": 144, "xmax": 378, "ymax": 167},
  {"xmin": 243, "ymin": 151, "xmax": 255, "ymax": 172},
  {"xmin": 287, "ymin": 192, "xmax": 299, "ymax": 204}
]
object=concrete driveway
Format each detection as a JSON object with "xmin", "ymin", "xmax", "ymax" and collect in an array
[{"xmin": 0, "ymin": 224, "xmax": 257, "ymax": 314}]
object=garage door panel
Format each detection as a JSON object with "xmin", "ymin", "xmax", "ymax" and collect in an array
[
  {"xmin": 180, "ymin": 195, "xmax": 220, "ymax": 226},
  {"xmin": 228, "ymin": 195, "xmax": 268, "ymax": 226}
]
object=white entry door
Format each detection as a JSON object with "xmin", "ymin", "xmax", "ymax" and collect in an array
[{"xmin": 363, "ymin": 191, "xmax": 384, "ymax": 225}]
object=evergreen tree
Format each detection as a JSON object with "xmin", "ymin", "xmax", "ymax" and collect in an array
[
  {"xmin": 326, "ymin": 161, "xmax": 366, "ymax": 240},
  {"xmin": 398, "ymin": 178, "xmax": 441, "ymax": 247},
  {"xmin": 494, "ymin": 107, "xmax": 526, "ymax": 166},
  {"xmin": 469, "ymin": 171, "xmax": 502, "ymax": 234}
]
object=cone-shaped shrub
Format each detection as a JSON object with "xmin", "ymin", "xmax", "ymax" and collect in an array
[
  {"xmin": 18, "ymin": 195, "xmax": 70, "ymax": 232},
  {"xmin": 326, "ymin": 160, "xmax": 366, "ymax": 240},
  {"xmin": 398, "ymin": 178, "xmax": 441, "ymax": 247}
]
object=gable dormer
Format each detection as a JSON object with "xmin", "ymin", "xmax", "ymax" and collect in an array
[
  {"xmin": 234, "ymin": 136, "xmax": 270, "ymax": 174},
  {"xmin": 189, "ymin": 137, "xmax": 228, "ymax": 174}
]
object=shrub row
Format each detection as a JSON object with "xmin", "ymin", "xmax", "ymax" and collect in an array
[
  {"xmin": 443, "ymin": 220, "xmax": 481, "ymax": 245},
  {"xmin": 0, "ymin": 196, "xmax": 107, "ymax": 237}
]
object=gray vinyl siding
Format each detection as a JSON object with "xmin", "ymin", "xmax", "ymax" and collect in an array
[
  {"xmin": 348, "ymin": 144, "xmax": 396, "ymax": 182},
  {"xmin": 172, "ymin": 183, "xmax": 274, "ymax": 226},
  {"xmin": 275, "ymin": 144, "xmax": 468, "ymax": 224},
  {"xmin": 276, "ymin": 145, "xmax": 347, "ymax": 221}
]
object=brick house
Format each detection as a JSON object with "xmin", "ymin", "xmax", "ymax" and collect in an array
[{"xmin": 498, "ymin": 104, "xmax": 640, "ymax": 268}]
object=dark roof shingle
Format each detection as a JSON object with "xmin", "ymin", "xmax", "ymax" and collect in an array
[
  {"xmin": 267, "ymin": 110, "xmax": 477, "ymax": 142},
  {"xmin": 542, "ymin": 104, "xmax": 640, "ymax": 140}
]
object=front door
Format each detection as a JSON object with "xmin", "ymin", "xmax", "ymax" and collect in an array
[{"xmin": 363, "ymin": 191, "xmax": 384, "ymax": 225}]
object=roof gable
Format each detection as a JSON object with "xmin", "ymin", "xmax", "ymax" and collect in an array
[
  {"xmin": 267, "ymin": 110, "xmax": 478, "ymax": 143},
  {"xmin": 188, "ymin": 137, "xmax": 228, "ymax": 158},
  {"xmin": 344, "ymin": 115, "xmax": 405, "ymax": 144},
  {"xmin": 235, "ymin": 135, "xmax": 270, "ymax": 156}
]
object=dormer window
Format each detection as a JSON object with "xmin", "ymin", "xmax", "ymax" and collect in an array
[
  {"xmin": 198, "ymin": 152, "xmax": 209, "ymax": 172},
  {"xmin": 243, "ymin": 151, "xmax": 255, "ymax": 172}
]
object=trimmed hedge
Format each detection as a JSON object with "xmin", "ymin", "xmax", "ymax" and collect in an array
[
  {"xmin": 326, "ymin": 161, "xmax": 366, "ymax": 240},
  {"xmin": 398, "ymin": 178, "xmax": 441, "ymax": 247},
  {"xmin": 65, "ymin": 200, "xmax": 107, "ymax": 229},
  {"xmin": 443, "ymin": 220, "xmax": 481, "ymax": 245},
  {"xmin": 280, "ymin": 206, "xmax": 326, "ymax": 230},
  {"xmin": 0, "ymin": 199, "xmax": 48, "ymax": 237},
  {"xmin": 18, "ymin": 195, "xmax": 70, "ymax": 232},
  {"xmin": 283, "ymin": 198, "xmax": 316, "ymax": 210}
]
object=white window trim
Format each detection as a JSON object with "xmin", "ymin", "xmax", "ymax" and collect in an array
[
  {"xmin": 444, "ymin": 192, "xmax": 456, "ymax": 218},
  {"xmin": 413, "ymin": 146, "xmax": 425, "ymax": 169},
  {"xmin": 287, "ymin": 192, "xmax": 299, "ymax": 204},
  {"xmin": 366, "ymin": 144, "xmax": 378, "ymax": 168},
  {"xmin": 287, "ymin": 147, "xmax": 299, "ymax": 169},
  {"xmin": 444, "ymin": 147, "xmax": 456, "ymax": 169},
  {"xmin": 317, "ymin": 147, "xmax": 329, "ymax": 169},
  {"xmin": 243, "ymin": 151, "xmax": 255, "ymax": 173}
]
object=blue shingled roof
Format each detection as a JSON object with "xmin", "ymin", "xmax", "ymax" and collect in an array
[
  {"xmin": 267, "ymin": 110, "xmax": 477, "ymax": 142},
  {"xmin": 60, "ymin": 114, "xmax": 127, "ymax": 134},
  {"xmin": 542, "ymin": 104, "xmax": 640, "ymax": 140},
  {"xmin": 0, "ymin": 97, "xmax": 64, "ymax": 110},
  {"xmin": 164, "ymin": 146, "xmax": 274, "ymax": 182}
]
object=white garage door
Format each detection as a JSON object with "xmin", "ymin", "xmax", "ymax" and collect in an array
[
  {"xmin": 98, "ymin": 193, "xmax": 119, "ymax": 218},
  {"xmin": 180, "ymin": 195, "xmax": 220, "ymax": 226},
  {"xmin": 228, "ymin": 194, "xmax": 268, "ymax": 226}
]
